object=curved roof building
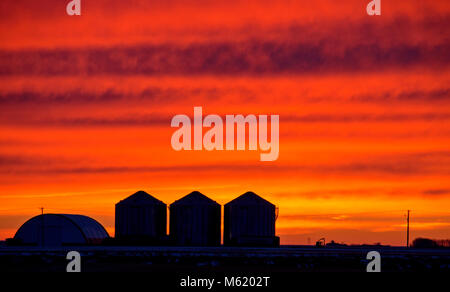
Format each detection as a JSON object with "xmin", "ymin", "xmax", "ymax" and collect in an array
[{"xmin": 14, "ymin": 214, "xmax": 109, "ymax": 246}]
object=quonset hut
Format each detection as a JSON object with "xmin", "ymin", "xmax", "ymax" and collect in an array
[
  {"xmin": 115, "ymin": 191, "xmax": 167, "ymax": 243},
  {"xmin": 170, "ymin": 191, "xmax": 221, "ymax": 246},
  {"xmin": 224, "ymin": 192, "xmax": 279, "ymax": 247},
  {"xmin": 14, "ymin": 214, "xmax": 109, "ymax": 246}
]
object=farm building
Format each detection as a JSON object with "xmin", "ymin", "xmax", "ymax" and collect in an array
[
  {"xmin": 170, "ymin": 191, "xmax": 221, "ymax": 246},
  {"xmin": 115, "ymin": 190, "xmax": 167, "ymax": 242},
  {"xmin": 14, "ymin": 214, "xmax": 109, "ymax": 246},
  {"xmin": 224, "ymin": 192, "xmax": 279, "ymax": 247}
]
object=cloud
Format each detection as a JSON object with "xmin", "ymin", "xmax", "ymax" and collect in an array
[
  {"xmin": 350, "ymin": 88, "xmax": 450, "ymax": 103},
  {"xmin": 422, "ymin": 189, "xmax": 450, "ymax": 196},
  {"xmin": 0, "ymin": 41, "xmax": 448, "ymax": 76},
  {"xmin": 2, "ymin": 112, "xmax": 449, "ymax": 128},
  {"xmin": 1, "ymin": 15, "xmax": 449, "ymax": 76},
  {"xmin": 1, "ymin": 84, "xmax": 448, "ymax": 114},
  {"xmin": 2, "ymin": 151, "xmax": 449, "ymax": 176},
  {"xmin": 0, "ymin": 87, "xmax": 224, "ymax": 105},
  {"xmin": 282, "ymin": 113, "xmax": 450, "ymax": 123},
  {"xmin": 0, "ymin": 154, "xmax": 78, "ymax": 167},
  {"xmin": 13, "ymin": 115, "xmax": 170, "ymax": 127}
]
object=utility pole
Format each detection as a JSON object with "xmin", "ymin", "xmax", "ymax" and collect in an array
[
  {"xmin": 40, "ymin": 207, "xmax": 44, "ymax": 246},
  {"xmin": 406, "ymin": 210, "xmax": 410, "ymax": 248}
]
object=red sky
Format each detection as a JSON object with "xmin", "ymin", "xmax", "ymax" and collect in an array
[{"xmin": 0, "ymin": 0, "xmax": 449, "ymax": 245}]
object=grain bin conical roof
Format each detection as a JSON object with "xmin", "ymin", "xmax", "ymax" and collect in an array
[
  {"xmin": 171, "ymin": 191, "xmax": 220, "ymax": 206},
  {"xmin": 225, "ymin": 191, "xmax": 274, "ymax": 207},
  {"xmin": 116, "ymin": 190, "xmax": 165, "ymax": 206}
]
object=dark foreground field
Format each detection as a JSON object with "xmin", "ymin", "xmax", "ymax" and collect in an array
[{"xmin": 1, "ymin": 246, "xmax": 449, "ymax": 272}]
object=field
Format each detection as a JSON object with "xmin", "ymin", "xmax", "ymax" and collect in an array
[{"xmin": 1, "ymin": 245, "xmax": 449, "ymax": 272}]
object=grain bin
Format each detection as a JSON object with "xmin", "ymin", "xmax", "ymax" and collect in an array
[
  {"xmin": 115, "ymin": 190, "xmax": 167, "ymax": 242},
  {"xmin": 170, "ymin": 191, "xmax": 221, "ymax": 246},
  {"xmin": 224, "ymin": 192, "xmax": 279, "ymax": 247}
]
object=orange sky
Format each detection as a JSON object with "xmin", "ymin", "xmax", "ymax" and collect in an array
[{"xmin": 0, "ymin": 0, "xmax": 449, "ymax": 245}]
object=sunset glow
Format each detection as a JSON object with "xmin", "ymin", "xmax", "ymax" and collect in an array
[{"xmin": 1, "ymin": 0, "xmax": 449, "ymax": 245}]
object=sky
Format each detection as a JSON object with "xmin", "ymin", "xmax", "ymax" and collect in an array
[{"xmin": 0, "ymin": 0, "xmax": 449, "ymax": 245}]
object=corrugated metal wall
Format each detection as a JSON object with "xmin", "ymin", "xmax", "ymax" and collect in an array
[
  {"xmin": 169, "ymin": 193, "xmax": 221, "ymax": 246},
  {"xmin": 224, "ymin": 193, "xmax": 277, "ymax": 246},
  {"xmin": 115, "ymin": 203, "xmax": 167, "ymax": 239},
  {"xmin": 14, "ymin": 214, "xmax": 109, "ymax": 246}
]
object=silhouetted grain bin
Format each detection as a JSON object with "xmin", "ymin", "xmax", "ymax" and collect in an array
[
  {"xmin": 115, "ymin": 191, "xmax": 167, "ymax": 242},
  {"xmin": 14, "ymin": 214, "xmax": 109, "ymax": 246},
  {"xmin": 224, "ymin": 192, "xmax": 279, "ymax": 247},
  {"xmin": 170, "ymin": 191, "xmax": 221, "ymax": 246}
]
